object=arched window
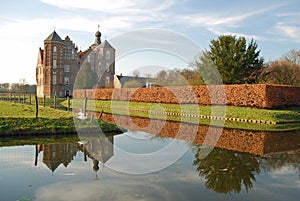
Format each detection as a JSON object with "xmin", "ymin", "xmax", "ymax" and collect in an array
[
  {"xmin": 105, "ymin": 76, "xmax": 110, "ymax": 83},
  {"xmin": 53, "ymin": 46, "xmax": 57, "ymax": 53},
  {"xmin": 106, "ymin": 50, "xmax": 110, "ymax": 60}
]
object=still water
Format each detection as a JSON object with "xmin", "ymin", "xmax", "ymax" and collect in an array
[{"xmin": 1, "ymin": 118, "xmax": 300, "ymax": 201}]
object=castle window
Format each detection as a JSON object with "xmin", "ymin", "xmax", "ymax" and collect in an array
[
  {"xmin": 65, "ymin": 65, "xmax": 70, "ymax": 72},
  {"xmin": 98, "ymin": 51, "xmax": 102, "ymax": 60},
  {"xmin": 59, "ymin": 71, "xmax": 63, "ymax": 84},
  {"xmin": 53, "ymin": 46, "xmax": 57, "ymax": 53},
  {"xmin": 98, "ymin": 62, "xmax": 101, "ymax": 73},
  {"xmin": 105, "ymin": 76, "xmax": 110, "ymax": 83},
  {"xmin": 71, "ymin": 49, "xmax": 75, "ymax": 60},
  {"xmin": 65, "ymin": 77, "xmax": 69, "ymax": 85},
  {"xmin": 52, "ymin": 71, "xmax": 56, "ymax": 85},
  {"xmin": 53, "ymin": 59, "xmax": 57, "ymax": 68},
  {"xmin": 106, "ymin": 50, "xmax": 110, "ymax": 60}
]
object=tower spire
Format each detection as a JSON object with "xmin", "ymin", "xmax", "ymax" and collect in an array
[{"xmin": 94, "ymin": 25, "xmax": 101, "ymax": 45}]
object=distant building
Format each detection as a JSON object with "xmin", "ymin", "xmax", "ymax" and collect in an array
[
  {"xmin": 36, "ymin": 29, "xmax": 115, "ymax": 97},
  {"xmin": 114, "ymin": 74, "xmax": 153, "ymax": 88}
]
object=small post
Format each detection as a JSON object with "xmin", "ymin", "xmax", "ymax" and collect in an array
[
  {"xmin": 67, "ymin": 96, "xmax": 70, "ymax": 111},
  {"xmin": 84, "ymin": 97, "xmax": 87, "ymax": 117},
  {"xmin": 29, "ymin": 94, "xmax": 32, "ymax": 105},
  {"xmin": 43, "ymin": 95, "xmax": 46, "ymax": 107},
  {"xmin": 18, "ymin": 94, "xmax": 21, "ymax": 103},
  {"xmin": 99, "ymin": 110, "xmax": 103, "ymax": 119},
  {"xmin": 54, "ymin": 95, "xmax": 56, "ymax": 109},
  {"xmin": 35, "ymin": 95, "xmax": 39, "ymax": 119},
  {"xmin": 23, "ymin": 94, "xmax": 25, "ymax": 104}
]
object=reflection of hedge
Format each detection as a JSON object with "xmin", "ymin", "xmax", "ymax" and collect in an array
[{"xmin": 73, "ymin": 84, "xmax": 300, "ymax": 109}]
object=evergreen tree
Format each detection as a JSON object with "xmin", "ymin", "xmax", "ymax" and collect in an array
[{"xmin": 202, "ymin": 35, "xmax": 264, "ymax": 84}]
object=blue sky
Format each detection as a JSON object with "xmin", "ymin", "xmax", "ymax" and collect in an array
[{"xmin": 0, "ymin": 0, "xmax": 299, "ymax": 84}]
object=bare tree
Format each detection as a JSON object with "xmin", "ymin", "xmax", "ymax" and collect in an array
[{"xmin": 260, "ymin": 60, "xmax": 300, "ymax": 86}]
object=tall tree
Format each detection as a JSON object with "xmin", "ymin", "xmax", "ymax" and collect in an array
[
  {"xmin": 281, "ymin": 49, "xmax": 300, "ymax": 65},
  {"xmin": 0, "ymin": 83, "xmax": 10, "ymax": 92},
  {"xmin": 204, "ymin": 35, "xmax": 264, "ymax": 84}
]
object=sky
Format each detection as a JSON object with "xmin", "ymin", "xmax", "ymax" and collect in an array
[{"xmin": 0, "ymin": 0, "xmax": 299, "ymax": 84}]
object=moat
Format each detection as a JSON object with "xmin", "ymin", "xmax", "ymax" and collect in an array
[{"xmin": 1, "ymin": 118, "xmax": 300, "ymax": 201}]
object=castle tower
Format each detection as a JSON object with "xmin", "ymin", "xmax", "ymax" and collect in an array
[
  {"xmin": 36, "ymin": 31, "xmax": 79, "ymax": 97},
  {"xmin": 97, "ymin": 39, "xmax": 115, "ymax": 88},
  {"xmin": 79, "ymin": 29, "xmax": 115, "ymax": 88}
]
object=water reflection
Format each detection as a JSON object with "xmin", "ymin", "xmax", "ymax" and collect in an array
[
  {"xmin": 101, "ymin": 113, "xmax": 300, "ymax": 156},
  {"xmin": 1, "ymin": 115, "xmax": 300, "ymax": 200},
  {"xmin": 193, "ymin": 145, "xmax": 260, "ymax": 194},
  {"xmin": 34, "ymin": 135, "xmax": 114, "ymax": 178}
]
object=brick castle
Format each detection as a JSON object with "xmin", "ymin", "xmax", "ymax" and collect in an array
[{"xmin": 36, "ymin": 29, "xmax": 115, "ymax": 97}]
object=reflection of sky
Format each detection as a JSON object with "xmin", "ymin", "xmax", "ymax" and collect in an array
[
  {"xmin": 108, "ymin": 130, "xmax": 191, "ymax": 174},
  {"xmin": 0, "ymin": 132, "xmax": 300, "ymax": 201}
]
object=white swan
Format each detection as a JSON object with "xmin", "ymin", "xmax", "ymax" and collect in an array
[{"xmin": 78, "ymin": 109, "xmax": 87, "ymax": 120}]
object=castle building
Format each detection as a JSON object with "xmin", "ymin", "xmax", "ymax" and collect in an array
[{"xmin": 36, "ymin": 29, "xmax": 115, "ymax": 97}]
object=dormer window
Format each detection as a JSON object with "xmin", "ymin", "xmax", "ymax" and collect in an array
[
  {"xmin": 98, "ymin": 51, "xmax": 102, "ymax": 60},
  {"xmin": 106, "ymin": 50, "xmax": 110, "ymax": 60}
]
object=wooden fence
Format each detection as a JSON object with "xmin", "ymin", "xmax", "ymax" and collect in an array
[{"xmin": 0, "ymin": 93, "xmax": 71, "ymax": 111}]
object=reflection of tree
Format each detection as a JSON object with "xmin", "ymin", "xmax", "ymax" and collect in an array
[
  {"xmin": 193, "ymin": 145, "xmax": 260, "ymax": 194},
  {"xmin": 261, "ymin": 150, "xmax": 300, "ymax": 172}
]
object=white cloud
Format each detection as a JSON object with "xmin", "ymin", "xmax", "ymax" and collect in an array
[
  {"xmin": 179, "ymin": 3, "xmax": 285, "ymax": 28},
  {"xmin": 207, "ymin": 28, "xmax": 265, "ymax": 41},
  {"xmin": 275, "ymin": 23, "xmax": 300, "ymax": 42},
  {"xmin": 40, "ymin": 0, "xmax": 178, "ymax": 14},
  {"xmin": 34, "ymin": 180, "xmax": 173, "ymax": 201}
]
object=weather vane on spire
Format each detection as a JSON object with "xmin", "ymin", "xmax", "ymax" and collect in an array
[{"xmin": 98, "ymin": 24, "xmax": 100, "ymax": 31}]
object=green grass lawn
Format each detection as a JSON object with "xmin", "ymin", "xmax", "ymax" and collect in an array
[
  {"xmin": 64, "ymin": 99, "xmax": 300, "ymax": 131},
  {"xmin": 0, "ymin": 100, "xmax": 119, "ymax": 135}
]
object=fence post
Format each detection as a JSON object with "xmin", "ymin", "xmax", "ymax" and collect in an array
[
  {"xmin": 29, "ymin": 94, "xmax": 31, "ymax": 105},
  {"xmin": 84, "ymin": 97, "xmax": 87, "ymax": 117},
  {"xmin": 54, "ymin": 95, "xmax": 56, "ymax": 109},
  {"xmin": 43, "ymin": 95, "xmax": 46, "ymax": 107},
  {"xmin": 23, "ymin": 94, "xmax": 25, "ymax": 104},
  {"xmin": 35, "ymin": 95, "xmax": 38, "ymax": 119},
  {"xmin": 18, "ymin": 94, "xmax": 21, "ymax": 103},
  {"xmin": 67, "ymin": 96, "xmax": 70, "ymax": 111}
]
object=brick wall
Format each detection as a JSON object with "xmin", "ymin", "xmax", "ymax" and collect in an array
[{"xmin": 73, "ymin": 84, "xmax": 300, "ymax": 109}]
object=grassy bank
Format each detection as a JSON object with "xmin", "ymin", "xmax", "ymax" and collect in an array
[
  {"xmin": 0, "ymin": 100, "xmax": 120, "ymax": 136},
  {"xmin": 65, "ymin": 99, "xmax": 300, "ymax": 131}
]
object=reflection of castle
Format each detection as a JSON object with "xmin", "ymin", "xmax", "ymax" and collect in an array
[
  {"xmin": 34, "ymin": 136, "xmax": 114, "ymax": 175},
  {"xmin": 35, "ymin": 143, "xmax": 78, "ymax": 172}
]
